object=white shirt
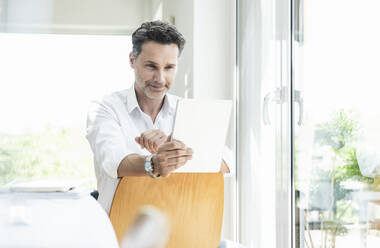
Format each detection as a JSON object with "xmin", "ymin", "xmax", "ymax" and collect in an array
[{"xmin": 86, "ymin": 85, "xmax": 234, "ymax": 214}]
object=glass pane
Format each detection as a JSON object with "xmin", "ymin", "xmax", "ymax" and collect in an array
[
  {"xmin": 238, "ymin": 0, "xmax": 292, "ymax": 247},
  {"xmin": 294, "ymin": 0, "xmax": 380, "ymax": 247},
  {"xmin": 0, "ymin": 33, "xmax": 133, "ymax": 187}
]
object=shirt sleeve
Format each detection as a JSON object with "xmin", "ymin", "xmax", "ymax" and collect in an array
[
  {"xmin": 86, "ymin": 99, "xmax": 132, "ymax": 179},
  {"xmin": 222, "ymin": 146, "xmax": 235, "ymax": 177}
]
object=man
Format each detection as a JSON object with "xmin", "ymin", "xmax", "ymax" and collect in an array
[{"xmin": 86, "ymin": 21, "xmax": 230, "ymax": 214}]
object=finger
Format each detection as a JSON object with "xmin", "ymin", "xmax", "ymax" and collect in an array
[
  {"xmin": 141, "ymin": 136, "xmax": 152, "ymax": 152},
  {"xmin": 154, "ymin": 134, "xmax": 168, "ymax": 151},
  {"xmin": 146, "ymin": 135, "xmax": 156, "ymax": 152},
  {"xmin": 171, "ymin": 160, "xmax": 187, "ymax": 170},
  {"xmin": 154, "ymin": 137, "xmax": 166, "ymax": 153},
  {"xmin": 159, "ymin": 165, "xmax": 171, "ymax": 177},
  {"xmin": 141, "ymin": 129, "xmax": 156, "ymax": 137},
  {"xmin": 139, "ymin": 130, "xmax": 155, "ymax": 148},
  {"xmin": 161, "ymin": 172, "xmax": 171, "ymax": 178},
  {"xmin": 142, "ymin": 131, "xmax": 164, "ymax": 152},
  {"xmin": 162, "ymin": 149, "xmax": 193, "ymax": 159},
  {"xmin": 165, "ymin": 156, "xmax": 191, "ymax": 166},
  {"xmin": 158, "ymin": 154, "xmax": 191, "ymax": 167},
  {"xmin": 150, "ymin": 133, "xmax": 166, "ymax": 153},
  {"xmin": 142, "ymin": 129, "xmax": 164, "ymax": 140},
  {"xmin": 157, "ymin": 132, "xmax": 167, "ymax": 143},
  {"xmin": 157, "ymin": 140, "xmax": 186, "ymax": 152},
  {"xmin": 142, "ymin": 130, "xmax": 159, "ymax": 141},
  {"xmin": 186, "ymin": 147, "xmax": 193, "ymax": 156},
  {"xmin": 135, "ymin": 137, "xmax": 144, "ymax": 148},
  {"xmin": 160, "ymin": 164, "xmax": 178, "ymax": 177}
]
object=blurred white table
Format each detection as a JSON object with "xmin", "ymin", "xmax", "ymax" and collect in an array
[{"xmin": 0, "ymin": 190, "xmax": 118, "ymax": 248}]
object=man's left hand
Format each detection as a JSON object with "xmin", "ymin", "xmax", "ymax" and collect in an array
[
  {"xmin": 135, "ymin": 129, "xmax": 170, "ymax": 154},
  {"xmin": 220, "ymin": 160, "xmax": 230, "ymax": 174}
]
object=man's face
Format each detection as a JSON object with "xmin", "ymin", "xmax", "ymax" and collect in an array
[{"xmin": 130, "ymin": 41, "xmax": 179, "ymax": 101}]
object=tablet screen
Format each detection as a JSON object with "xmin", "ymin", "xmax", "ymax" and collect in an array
[{"xmin": 172, "ymin": 99, "xmax": 232, "ymax": 173}]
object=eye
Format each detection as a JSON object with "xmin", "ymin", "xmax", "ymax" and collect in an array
[
  {"xmin": 146, "ymin": 64, "xmax": 157, "ymax": 69},
  {"xmin": 165, "ymin": 65, "xmax": 175, "ymax": 70}
]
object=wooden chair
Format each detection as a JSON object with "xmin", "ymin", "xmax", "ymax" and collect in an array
[{"xmin": 109, "ymin": 172, "xmax": 224, "ymax": 248}]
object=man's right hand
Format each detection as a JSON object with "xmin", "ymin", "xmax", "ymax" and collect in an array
[
  {"xmin": 152, "ymin": 140, "xmax": 193, "ymax": 177},
  {"xmin": 135, "ymin": 129, "xmax": 170, "ymax": 154}
]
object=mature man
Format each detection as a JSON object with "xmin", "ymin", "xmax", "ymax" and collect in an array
[{"xmin": 86, "ymin": 21, "xmax": 229, "ymax": 214}]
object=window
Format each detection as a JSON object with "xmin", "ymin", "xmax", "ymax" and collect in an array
[{"xmin": 0, "ymin": 33, "xmax": 133, "ymax": 187}]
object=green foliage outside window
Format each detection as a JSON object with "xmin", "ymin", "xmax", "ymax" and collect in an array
[
  {"xmin": 0, "ymin": 126, "xmax": 95, "ymax": 187},
  {"xmin": 306, "ymin": 110, "xmax": 375, "ymax": 248}
]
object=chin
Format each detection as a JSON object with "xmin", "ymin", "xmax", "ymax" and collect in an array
[{"xmin": 145, "ymin": 90, "xmax": 166, "ymax": 100}]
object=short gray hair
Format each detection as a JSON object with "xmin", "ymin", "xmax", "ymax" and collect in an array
[{"xmin": 132, "ymin": 20, "xmax": 186, "ymax": 58}]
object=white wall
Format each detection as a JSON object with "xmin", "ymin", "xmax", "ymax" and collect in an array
[
  {"xmin": 1, "ymin": 0, "xmax": 149, "ymax": 34},
  {"xmin": 193, "ymin": 0, "xmax": 235, "ymax": 101},
  {"xmin": 52, "ymin": 0, "xmax": 148, "ymax": 27},
  {"xmin": 161, "ymin": 0, "xmax": 194, "ymax": 98},
  {"xmin": 162, "ymin": 0, "xmax": 235, "ymax": 101}
]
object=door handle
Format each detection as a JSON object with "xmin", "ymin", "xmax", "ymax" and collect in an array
[
  {"xmin": 263, "ymin": 92, "xmax": 272, "ymax": 125},
  {"xmin": 294, "ymin": 90, "xmax": 304, "ymax": 126},
  {"xmin": 263, "ymin": 87, "xmax": 287, "ymax": 125}
]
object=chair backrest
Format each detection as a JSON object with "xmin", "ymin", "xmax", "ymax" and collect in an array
[{"xmin": 110, "ymin": 172, "xmax": 224, "ymax": 248}]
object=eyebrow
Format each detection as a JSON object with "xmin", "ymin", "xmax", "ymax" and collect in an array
[{"xmin": 144, "ymin": 60, "xmax": 176, "ymax": 67}]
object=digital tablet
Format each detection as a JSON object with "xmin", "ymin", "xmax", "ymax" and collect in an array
[{"xmin": 172, "ymin": 99, "xmax": 232, "ymax": 173}]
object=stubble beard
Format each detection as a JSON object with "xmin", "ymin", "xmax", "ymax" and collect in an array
[{"xmin": 143, "ymin": 81, "xmax": 168, "ymax": 101}]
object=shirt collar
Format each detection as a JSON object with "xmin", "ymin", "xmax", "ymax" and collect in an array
[
  {"xmin": 125, "ymin": 85, "xmax": 140, "ymax": 114},
  {"xmin": 161, "ymin": 92, "xmax": 177, "ymax": 116},
  {"xmin": 125, "ymin": 84, "xmax": 177, "ymax": 116}
]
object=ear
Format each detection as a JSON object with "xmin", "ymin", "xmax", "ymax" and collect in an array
[{"xmin": 129, "ymin": 52, "xmax": 136, "ymax": 69}]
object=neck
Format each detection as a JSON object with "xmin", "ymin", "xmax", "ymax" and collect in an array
[{"xmin": 135, "ymin": 88, "xmax": 164, "ymax": 123}]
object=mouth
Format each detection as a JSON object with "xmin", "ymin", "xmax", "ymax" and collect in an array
[{"xmin": 147, "ymin": 83, "xmax": 167, "ymax": 92}]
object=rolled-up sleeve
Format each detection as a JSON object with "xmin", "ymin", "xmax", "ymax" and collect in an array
[{"xmin": 86, "ymin": 100, "xmax": 132, "ymax": 179}]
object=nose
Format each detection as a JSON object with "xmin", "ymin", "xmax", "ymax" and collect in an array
[{"xmin": 153, "ymin": 70, "xmax": 165, "ymax": 84}]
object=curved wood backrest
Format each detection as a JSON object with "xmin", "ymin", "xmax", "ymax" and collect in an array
[{"xmin": 110, "ymin": 172, "xmax": 224, "ymax": 248}]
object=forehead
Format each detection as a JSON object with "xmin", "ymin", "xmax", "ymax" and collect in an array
[{"xmin": 138, "ymin": 41, "xmax": 179, "ymax": 65}]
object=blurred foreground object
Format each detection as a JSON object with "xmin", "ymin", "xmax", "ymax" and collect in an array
[
  {"xmin": 121, "ymin": 206, "xmax": 170, "ymax": 248},
  {"xmin": 219, "ymin": 239, "xmax": 248, "ymax": 248}
]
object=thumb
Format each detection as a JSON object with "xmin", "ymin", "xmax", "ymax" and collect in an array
[
  {"xmin": 166, "ymin": 134, "xmax": 172, "ymax": 142},
  {"xmin": 135, "ymin": 137, "xmax": 144, "ymax": 149}
]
